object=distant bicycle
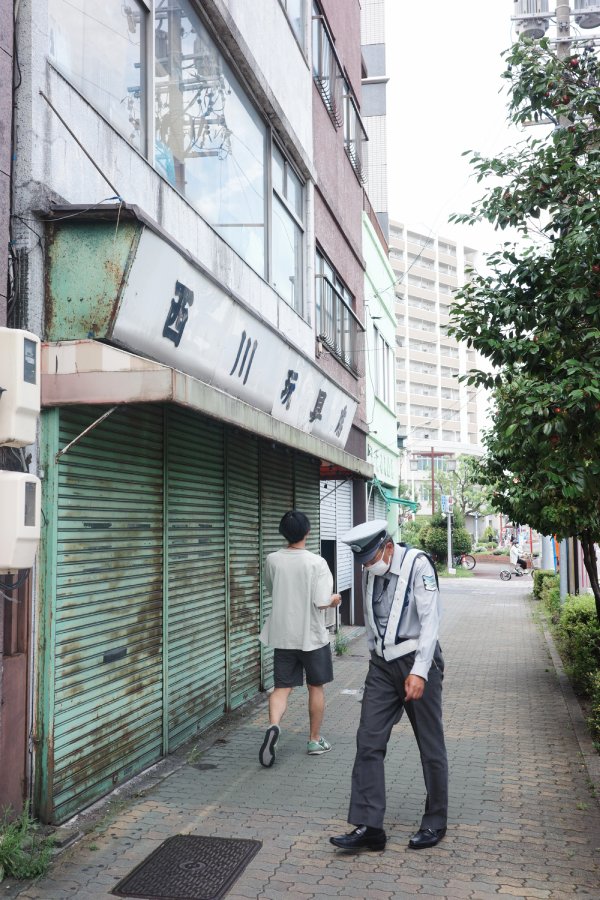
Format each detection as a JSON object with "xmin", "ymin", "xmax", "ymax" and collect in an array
[
  {"xmin": 499, "ymin": 564, "xmax": 532, "ymax": 581},
  {"xmin": 453, "ymin": 552, "xmax": 476, "ymax": 570}
]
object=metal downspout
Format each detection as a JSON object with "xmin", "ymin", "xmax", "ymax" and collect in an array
[
  {"xmin": 35, "ymin": 409, "xmax": 59, "ymax": 822},
  {"xmin": 224, "ymin": 431, "xmax": 231, "ymax": 711},
  {"xmin": 162, "ymin": 407, "xmax": 169, "ymax": 755}
]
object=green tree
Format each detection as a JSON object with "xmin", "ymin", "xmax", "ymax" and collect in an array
[
  {"xmin": 433, "ymin": 455, "xmax": 493, "ymax": 518},
  {"xmin": 449, "ymin": 37, "xmax": 600, "ymax": 620},
  {"xmin": 419, "ymin": 511, "xmax": 472, "ymax": 563}
]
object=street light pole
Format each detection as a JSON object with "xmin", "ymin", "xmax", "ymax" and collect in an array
[{"xmin": 410, "ymin": 448, "xmax": 456, "ymax": 516}]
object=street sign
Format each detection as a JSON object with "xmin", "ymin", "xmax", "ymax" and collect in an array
[{"xmin": 441, "ymin": 495, "xmax": 449, "ymax": 514}]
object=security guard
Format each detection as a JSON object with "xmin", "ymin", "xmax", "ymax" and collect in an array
[{"xmin": 330, "ymin": 520, "xmax": 448, "ymax": 852}]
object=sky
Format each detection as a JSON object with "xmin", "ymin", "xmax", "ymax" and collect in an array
[{"xmin": 385, "ymin": 0, "xmax": 520, "ymax": 250}]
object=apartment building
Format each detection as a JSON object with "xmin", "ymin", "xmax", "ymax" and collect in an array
[{"xmin": 389, "ymin": 222, "xmax": 484, "ymax": 512}]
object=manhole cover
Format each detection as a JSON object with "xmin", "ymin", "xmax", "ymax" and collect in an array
[{"xmin": 112, "ymin": 834, "xmax": 262, "ymax": 899}]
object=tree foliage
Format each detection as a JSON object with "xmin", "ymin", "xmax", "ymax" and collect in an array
[
  {"xmin": 434, "ymin": 455, "xmax": 493, "ymax": 518},
  {"xmin": 449, "ymin": 37, "xmax": 600, "ymax": 619},
  {"xmin": 419, "ymin": 511, "xmax": 472, "ymax": 562}
]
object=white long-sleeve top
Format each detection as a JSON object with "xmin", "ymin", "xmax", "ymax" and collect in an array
[{"xmin": 259, "ymin": 547, "xmax": 333, "ymax": 651}]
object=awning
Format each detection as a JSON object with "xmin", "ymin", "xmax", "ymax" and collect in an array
[
  {"xmin": 370, "ymin": 478, "xmax": 418, "ymax": 512},
  {"xmin": 41, "ymin": 341, "xmax": 374, "ymax": 480}
]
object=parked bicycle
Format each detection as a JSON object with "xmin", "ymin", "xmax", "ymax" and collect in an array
[
  {"xmin": 453, "ymin": 552, "xmax": 476, "ymax": 570},
  {"xmin": 499, "ymin": 564, "xmax": 532, "ymax": 581}
]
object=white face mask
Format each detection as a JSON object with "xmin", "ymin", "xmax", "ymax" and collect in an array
[{"xmin": 366, "ymin": 556, "xmax": 391, "ymax": 577}]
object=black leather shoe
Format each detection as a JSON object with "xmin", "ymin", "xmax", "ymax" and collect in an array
[
  {"xmin": 330, "ymin": 825, "xmax": 387, "ymax": 851},
  {"xmin": 408, "ymin": 826, "xmax": 447, "ymax": 849}
]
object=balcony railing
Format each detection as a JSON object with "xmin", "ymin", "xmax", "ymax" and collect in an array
[{"xmin": 316, "ymin": 276, "xmax": 364, "ymax": 375}]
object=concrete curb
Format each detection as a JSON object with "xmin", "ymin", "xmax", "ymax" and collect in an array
[{"xmin": 543, "ymin": 622, "xmax": 600, "ymax": 808}]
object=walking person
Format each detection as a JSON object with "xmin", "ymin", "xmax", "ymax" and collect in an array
[
  {"xmin": 259, "ymin": 510, "xmax": 341, "ymax": 768},
  {"xmin": 329, "ymin": 520, "xmax": 448, "ymax": 852}
]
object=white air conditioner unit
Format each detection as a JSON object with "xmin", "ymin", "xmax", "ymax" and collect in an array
[
  {"xmin": 513, "ymin": 0, "xmax": 550, "ymax": 39},
  {"xmin": 574, "ymin": 0, "xmax": 600, "ymax": 29}
]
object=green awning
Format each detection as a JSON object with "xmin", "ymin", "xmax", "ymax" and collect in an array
[{"xmin": 371, "ymin": 479, "xmax": 418, "ymax": 513}]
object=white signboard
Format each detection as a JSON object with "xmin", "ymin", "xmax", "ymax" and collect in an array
[
  {"xmin": 111, "ymin": 229, "xmax": 357, "ymax": 448},
  {"xmin": 366, "ymin": 441, "xmax": 399, "ymax": 485}
]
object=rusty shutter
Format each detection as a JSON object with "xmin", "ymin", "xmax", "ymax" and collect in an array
[
  {"xmin": 225, "ymin": 429, "xmax": 261, "ymax": 710},
  {"xmin": 166, "ymin": 408, "xmax": 226, "ymax": 749},
  {"xmin": 51, "ymin": 405, "xmax": 164, "ymax": 823},
  {"xmin": 293, "ymin": 454, "xmax": 321, "ymax": 555},
  {"xmin": 259, "ymin": 443, "xmax": 294, "ymax": 689}
]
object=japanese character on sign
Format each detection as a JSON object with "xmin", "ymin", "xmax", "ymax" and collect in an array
[
  {"xmin": 309, "ymin": 389, "xmax": 327, "ymax": 423},
  {"xmin": 334, "ymin": 405, "xmax": 347, "ymax": 437},
  {"xmin": 162, "ymin": 281, "xmax": 194, "ymax": 348},
  {"xmin": 230, "ymin": 330, "xmax": 258, "ymax": 385},
  {"xmin": 280, "ymin": 369, "xmax": 299, "ymax": 410}
]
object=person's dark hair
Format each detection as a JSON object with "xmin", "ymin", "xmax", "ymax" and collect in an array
[{"xmin": 279, "ymin": 510, "xmax": 311, "ymax": 544}]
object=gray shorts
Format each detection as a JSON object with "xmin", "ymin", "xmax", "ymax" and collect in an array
[{"xmin": 273, "ymin": 643, "xmax": 333, "ymax": 688}]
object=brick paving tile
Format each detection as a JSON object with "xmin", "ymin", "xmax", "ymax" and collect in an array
[{"xmin": 13, "ymin": 578, "xmax": 600, "ymax": 900}]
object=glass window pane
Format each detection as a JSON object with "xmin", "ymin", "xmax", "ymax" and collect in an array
[
  {"xmin": 287, "ymin": 166, "xmax": 303, "ymax": 218},
  {"xmin": 281, "ymin": 0, "xmax": 304, "ymax": 48},
  {"xmin": 272, "ymin": 196, "xmax": 302, "ymax": 312},
  {"xmin": 155, "ymin": 0, "xmax": 266, "ymax": 276},
  {"xmin": 272, "ymin": 145, "xmax": 285, "ymax": 196},
  {"xmin": 48, "ymin": 0, "xmax": 145, "ymax": 151}
]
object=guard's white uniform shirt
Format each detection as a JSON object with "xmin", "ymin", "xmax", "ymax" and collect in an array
[{"xmin": 363, "ymin": 544, "xmax": 441, "ymax": 680}]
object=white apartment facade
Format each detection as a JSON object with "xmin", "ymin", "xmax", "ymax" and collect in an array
[{"xmin": 389, "ymin": 221, "xmax": 485, "ymax": 513}]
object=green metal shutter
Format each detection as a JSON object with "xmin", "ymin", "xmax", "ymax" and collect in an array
[
  {"xmin": 52, "ymin": 406, "xmax": 163, "ymax": 823},
  {"xmin": 294, "ymin": 453, "xmax": 321, "ymax": 555},
  {"xmin": 259, "ymin": 443, "xmax": 294, "ymax": 689},
  {"xmin": 166, "ymin": 408, "xmax": 226, "ymax": 749},
  {"xmin": 225, "ymin": 430, "xmax": 261, "ymax": 710}
]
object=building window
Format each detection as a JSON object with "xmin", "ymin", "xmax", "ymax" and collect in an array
[
  {"xmin": 418, "ymin": 484, "xmax": 432, "ymax": 503},
  {"xmin": 49, "ymin": 0, "xmax": 312, "ymax": 312},
  {"xmin": 343, "ymin": 87, "xmax": 368, "ymax": 183},
  {"xmin": 315, "ymin": 251, "xmax": 362, "ymax": 373},
  {"xmin": 154, "ymin": 0, "xmax": 267, "ymax": 277},
  {"xmin": 410, "ymin": 339, "xmax": 436, "ymax": 354},
  {"xmin": 408, "ymin": 274, "xmax": 436, "ymax": 292},
  {"xmin": 49, "ymin": 0, "xmax": 146, "ymax": 152},
  {"xmin": 272, "ymin": 143, "xmax": 304, "ymax": 313},
  {"xmin": 312, "ymin": 2, "xmax": 343, "ymax": 126},
  {"xmin": 407, "ymin": 232, "xmax": 433, "ymax": 249},
  {"xmin": 441, "ymin": 387, "xmax": 459, "ymax": 400},
  {"xmin": 279, "ymin": 0, "xmax": 305, "ymax": 49},
  {"xmin": 438, "ymin": 240, "xmax": 456, "ymax": 256},
  {"xmin": 409, "ymin": 317, "xmax": 436, "ymax": 334},
  {"xmin": 440, "ymin": 344, "xmax": 459, "ymax": 359},
  {"xmin": 373, "ymin": 325, "xmax": 393, "ymax": 408},
  {"xmin": 441, "ymin": 365, "xmax": 459, "ymax": 377}
]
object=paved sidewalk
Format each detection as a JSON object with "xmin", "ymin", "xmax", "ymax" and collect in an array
[{"xmin": 13, "ymin": 577, "xmax": 600, "ymax": 899}]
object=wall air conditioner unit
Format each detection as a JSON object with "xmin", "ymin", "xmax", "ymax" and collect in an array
[
  {"xmin": 0, "ymin": 472, "xmax": 41, "ymax": 572},
  {"xmin": 513, "ymin": 0, "xmax": 550, "ymax": 39},
  {"xmin": 574, "ymin": 0, "xmax": 600, "ymax": 29},
  {"xmin": 0, "ymin": 327, "xmax": 41, "ymax": 447}
]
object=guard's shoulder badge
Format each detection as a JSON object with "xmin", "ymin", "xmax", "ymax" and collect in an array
[{"xmin": 422, "ymin": 573, "xmax": 437, "ymax": 592}]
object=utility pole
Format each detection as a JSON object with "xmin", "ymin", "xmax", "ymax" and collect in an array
[
  {"xmin": 410, "ymin": 448, "xmax": 456, "ymax": 516},
  {"xmin": 555, "ymin": 2, "xmax": 572, "ymax": 61}
]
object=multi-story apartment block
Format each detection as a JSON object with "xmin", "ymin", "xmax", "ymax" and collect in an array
[
  {"xmin": 2, "ymin": 0, "xmax": 373, "ymax": 822},
  {"xmin": 389, "ymin": 221, "xmax": 484, "ymax": 512}
]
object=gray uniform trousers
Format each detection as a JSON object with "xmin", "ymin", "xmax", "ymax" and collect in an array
[{"xmin": 348, "ymin": 643, "xmax": 448, "ymax": 831}]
